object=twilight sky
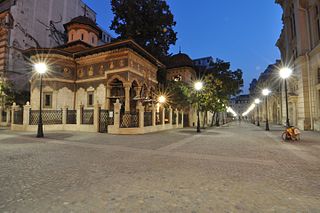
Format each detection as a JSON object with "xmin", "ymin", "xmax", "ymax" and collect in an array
[{"xmin": 83, "ymin": 0, "xmax": 283, "ymax": 93}]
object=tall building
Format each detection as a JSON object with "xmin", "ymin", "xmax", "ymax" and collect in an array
[
  {"xmin": 0, "ymin": 0, "xmax": 111, "ymax": 92},
  {"xmin": 276, "ymin": 0, "xmax": 320, "ymax": 131}
]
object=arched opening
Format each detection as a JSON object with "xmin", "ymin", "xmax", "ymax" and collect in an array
[
  {"xmin": 130, "ymin": 80, "xmax": 139, "ymax": 112},
  {"xmin": 109, "ymin": 78, "xmax": 124, "ymax": 110}
]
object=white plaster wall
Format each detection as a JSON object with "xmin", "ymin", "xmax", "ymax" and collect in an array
[
  {"xmin": 57, "ymin": 87, "xmax": 74, "ymax": 109},
  {"xmin": 96, "ymin": 84, "xmax": 106, "ymax": 107},
  {"xmin": 76, "ymin": 88, "xmax": 86, "ymax": 107}
]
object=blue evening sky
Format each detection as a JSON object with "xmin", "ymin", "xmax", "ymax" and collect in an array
[{"xmin": 83, "ymin": 0, "xmax": 283, "ymax": 93}]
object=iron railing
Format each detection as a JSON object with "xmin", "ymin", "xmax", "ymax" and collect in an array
[
  {"xmin": 66, "ymin": 109, "xmax": 77, "ymax": 124},
  {"xmin": 29, "ymin": 110, "xmax": 62, "ymax": 125},
  {"xmin": 82, "ymin": 109, "xmax": 94, "ymax": 125},
  {"xmin": 1, "ymin": 110, "xmax": 7, "ymax": 122},
  {"xmin": 172, "ymin": 112, "xmax": 177, "ymax": 125},
  {"xmin": 144, "ymin": 112, "xmax": 152, "ymax": 127},
  {"xmin": 165, "ymin": 110, "xmax": 170, "ymax": 124},
  {"xmin": 120, "ymin": 112, "xmax": 139, "ymax": 128},
  {"xmin": 178, "ymin": 113, "xmax": 182, "ymax": 124},
  {"xmin": 99, "ymin": 109, "xmax": 114, "ymax": 133},
  {"xmin": 14, "ymin": 109, "xmax": 23, "ymax": 125}
]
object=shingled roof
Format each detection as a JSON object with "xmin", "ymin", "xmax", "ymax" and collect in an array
[
  {"xmin": 63, "ymin": 16, "xmax": 102, "ymax": 36},
  {"xmin": 166, "ymin": 53, "xmax": 194, "ymax": 69}
]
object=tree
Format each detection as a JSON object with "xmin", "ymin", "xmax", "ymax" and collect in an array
[
  {"xmin": 110, "ymin": 0, "xmax": 177, "ymax": 60},
  {"xmin": 198, "ymin": 59, "xmax": 244, "ymax": 126},
  {"xmin": 166, "ymin": 80, "xmax": 191, "ymax": 110},
  {"xmin": 0, "ymin": 81, "xmax": 15, "ymax": 108}
]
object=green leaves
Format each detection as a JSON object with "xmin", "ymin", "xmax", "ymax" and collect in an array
[{"xmin": 110, "ymin": 0, "xmax": 177, "ymax": 60}]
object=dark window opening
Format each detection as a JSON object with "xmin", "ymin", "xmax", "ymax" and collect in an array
[
  {"xmin": 43, "ymin": 93, "xmax": 52, "ymax": 108},
  {"xmin": 81, "ymin": 34, "xmax": 84, "ymax": 41},
  {"xmin": 87, "ymin": 92, "xmax": 94, "ymax": 107}
]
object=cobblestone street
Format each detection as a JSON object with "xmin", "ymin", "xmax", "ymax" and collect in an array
[{"xmin": 0, "ymin": 122, "xmax": 319, "ymax": 212}]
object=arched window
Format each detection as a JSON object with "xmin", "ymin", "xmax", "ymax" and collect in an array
[
  {"xmin": 92, "ymin": 36, "xmax": 95, "ymax": 44},
  {"xmin": 81, "ymin": 34, "xmax": 84, "ymax": 41}
]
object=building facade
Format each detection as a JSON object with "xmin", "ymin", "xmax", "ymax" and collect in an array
[
  {"xmin": 276, "ymin": 0, "xmax": 320, "ymax": 131},
  {"xmin": 249, "ymin": 61, "xmax": 282, "ymax": 125}
]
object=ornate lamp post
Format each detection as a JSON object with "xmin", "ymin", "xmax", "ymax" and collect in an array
[
  {"xmin": 34, "ymin": 63, "xmax": 47, "ymax": 138},
  {"xmin": 262, "ymin": 88, "xmax": 271, "ymax": 131},
  {"xmin": 279, "ymin": 67, "xmax": 292, "ymax": 127},
  {"xmin": 254, "ymin": 98, "xmax": 261, "ymax": 126},
  {"xmin": 194, "ymin": 81, "xmax": 203, "ymax": 133}
]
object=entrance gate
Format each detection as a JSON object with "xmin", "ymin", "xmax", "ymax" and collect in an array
[{"xmin": 99, "ymin": 109, "xmax": 114, "ymax": 133}]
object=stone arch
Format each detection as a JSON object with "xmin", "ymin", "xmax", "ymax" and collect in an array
[{"xmin": 107, "ymin": 74, "xmax": 128, "ymax": 86}]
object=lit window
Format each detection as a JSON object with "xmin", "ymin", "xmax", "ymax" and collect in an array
[
  {"xmin": 43, "ymin": 92, "xmax": 52, "ymax": 108},
  {"xmin": 87, "ymin": 92, "xmax": 94, "ymax": 107}
]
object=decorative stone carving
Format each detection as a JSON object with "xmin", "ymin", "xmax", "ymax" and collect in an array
[
  {"xmin": 99, "ymin": 65, "xmax": 104, "ymax": 75},
  {"xmin": 88, "ymin": 66, "xmax": 94, "ymax": 76},
  {"xmin": 78, "ymin": 69, "xmax": 84, "ymax": 78}
]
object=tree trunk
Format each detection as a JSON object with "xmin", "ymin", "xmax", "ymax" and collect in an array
[
  {"xmin": 215, "ymin": 112, "xmax": 220, "ymax": 126},
  {"xmin": 211, "ymin": 112, "xmax": 216, "ymax": 127}
]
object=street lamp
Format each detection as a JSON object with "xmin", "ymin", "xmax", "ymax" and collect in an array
[
  {"xmin": 194, "ymin": 81, "xmax": 203, "ymax": 133},
  {"xmin": 279, "ymin": 67, "xmax": 292, "ymax": 127},
  {"xmin": 158, "ymin": 95, "xmax": 166, "ymax": 104},
  {"xmin": 34, "ymin": 62, "xmax": 47, "ymax": 138},
  {"xmin": 254, "ymin": 98, "xmax": 261, "ymax": 126},
  {"xmin": 262, "ymin": 88, "xmax": 271, "ymax": 131}
]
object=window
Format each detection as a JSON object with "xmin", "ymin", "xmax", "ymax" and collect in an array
[
  {"xmin": 71, "ymin": 34, "xmax": 74, "ymax": 41},
  {"xmin": 92, "ymin": 36, "xmax": 95, "ymax": 44},
  {"xmin": 87, "ymin": 92, "xmax": 94, "ymax": 107},
  {"xmin": 81, "ymin": 34, "xmax": 84, "ymax": 41},
  {"xmin": 290, "ymin": 4, "xmax": 296, "ymax": 39},
  {"xmin": 43, "ymin": 92, "xmax": 52, "ymax": 108}
]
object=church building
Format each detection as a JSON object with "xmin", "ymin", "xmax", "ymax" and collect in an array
[{"xmin": 24, "ymin": 16, "xmax": 164, "ymax": 113}]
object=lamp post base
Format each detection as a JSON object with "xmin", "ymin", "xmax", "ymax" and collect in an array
[{"xmin": 37, "ymin": 123, "xmax": 44, "ymax": 138}]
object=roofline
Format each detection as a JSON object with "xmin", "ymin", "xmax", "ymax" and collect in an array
[{"xmin": 23, "ymin": 39, "xmax": 165, "ymax": 68}]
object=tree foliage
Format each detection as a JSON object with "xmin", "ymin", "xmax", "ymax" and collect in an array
[
  {"xmin": 110, "ymin": 0, "xmax": 177, "ymax": 60},
  {"xmin": 0, "ymin": 81, "xmax": 15, "ymax": 108}
]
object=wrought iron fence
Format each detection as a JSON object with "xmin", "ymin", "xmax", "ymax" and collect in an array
[
  {"xmin": 82, "ymin": 109, "xmax": 94, "ymax": 125},
  {"xmin": 156, "ymin": 112, "xmax": 161, "ymax": 125},
  {"xmin": 172, "ymin": 112, "xmax": 177, "ymax": 125},
  {"xmin": 67, "ymin": 109, "xmax": 77, "ymax": 124},
  {"xmin": 14, "ymin": 109, "xmax": 23, "ymax": 125},
  {"xmin": 1, "ymin": 110, "xmax": 7, "ymax": 122},
  {"xmin": 99, "ymin": 109, "xmax": 114, "ymax": 133},
  {"xmin": 178, "ymin": 113, "xmax": 182, "ymax": 124},
  {"xmin": 144, "ymin": 111, "xmax": 152, "ymax": 127},
  {"xmin": 120, "ymin": 112, "xmax": 139, "ymax": 128},
  {"xmin": 165, "ymin": 110, "xmax": 170, "ymax": 124},
  {"xmin": 29, "ymin": 110, "xmax": 63, "ymax": 125}
]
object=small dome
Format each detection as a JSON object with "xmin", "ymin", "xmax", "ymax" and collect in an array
[
  {"xmin": 167, "ymin": 53, "xmax": 194, "ymax": 69},
  {"xmin": 64, "ymin": 16, "xmax": 102, "ymax": 35}
]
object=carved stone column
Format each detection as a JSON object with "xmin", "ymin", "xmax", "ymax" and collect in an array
[{"xmin": 124, "ymin": 83, "xmax": 131, "ymax": 112}]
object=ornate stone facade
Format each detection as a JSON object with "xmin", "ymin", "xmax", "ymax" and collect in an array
[{"xmin": 276, "ymin": 0, "xmax": 320, "ymax": 131}]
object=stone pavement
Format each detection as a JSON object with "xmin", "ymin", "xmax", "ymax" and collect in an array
[{"xmin": 0, "ymin": 122, "xmax": 319, "ymax": 212}]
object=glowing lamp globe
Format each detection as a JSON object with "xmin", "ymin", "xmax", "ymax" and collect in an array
[
  {"xmin": 279, "ymin": 67, "xmax": 292, "ymax": 79},
  {"xmin": 158, "ymin": 95, "xmax": 166, "ymax": 104},
  {"xmin": 194, "ymin": 81, "xmax": 203, "ymax": 91},
  {"xmin": 262, "ymin": 88, "xmax": 271, "ymax": 96},
  {"xmin": 34, "ymin": 63, "xmax": 47, "ymax": 74},
  {"xmin": 254, "ymin": 98, "xmax": 261, "ymax": 104}
]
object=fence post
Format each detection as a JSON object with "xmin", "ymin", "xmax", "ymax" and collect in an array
[
  {"xmin": 62, "ymin": 106, "xmax": 67, "ymax": 125},
  {"xmin": 175, "ymin": 109, "xmax": 179, "ymax": 128},
  {"xmin": 180, "ymin": 110, "xmax": 184, "ymax": 127},
  {"xmin": 11, "ymin": 103, "xmax": 18, "ymax": 124},
  {"xmin": 169, "ymin": 106, "xmax": 173, "ymax": 125},
  {"xmin": 6, "ymin": 107, "xmax": 11, "ymax": 124},
  {"xmin": 161, "ymin": 107, "xmax": 165, "ymax": 126},
  {"xmin": 94, "ymin": 102, "xmax": 101, "ymax": 132},
  {"xmin": 137, "ymin": 102, "xmax": 144, "ymax": 128},
  {"xmin": 113, "ymin": 99, "xmax": 122, "ymax": 128},
  {"xmin": 0, "ymin": 106, "xmax": 2, "ymax": 123},
  {"xmin": 23, "ymin": 102, "xmax": 31, "ymax": 125},
  {"xmin": 151, "ymin": 104, "xmax": 156, "ymax": 126},
  {"xmin": 76, "ymin": 104, "xmax": 83, "ymax": 125}
]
